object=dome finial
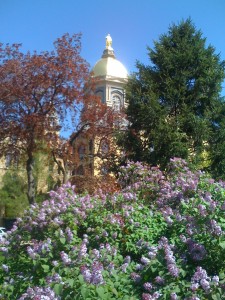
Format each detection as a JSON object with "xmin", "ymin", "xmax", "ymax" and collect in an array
[{"xmin": 106, "ymin": 34, "xmax": 113, "ymax": 50}]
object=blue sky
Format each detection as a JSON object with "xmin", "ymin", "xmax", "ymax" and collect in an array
[{"xmin": 1, "ymin": 0, "xmax": 225, "ymax": 95}]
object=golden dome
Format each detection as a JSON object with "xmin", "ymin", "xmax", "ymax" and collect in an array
[
  {"xmin": 92, "ymin": 34, "xmax": 128, "ymax": 79},
  {"xmin": 93, "ymin": 57, "xmax": 128, "ymax": 79}
]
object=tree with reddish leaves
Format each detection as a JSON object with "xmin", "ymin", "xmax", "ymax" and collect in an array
[
  {"xmin": 0, "ymin": 33, "xmax": 94, "ymax": 204},
  {"xmin": 51, "ymin": 97, "xmax": 127, "ymax": 190}
]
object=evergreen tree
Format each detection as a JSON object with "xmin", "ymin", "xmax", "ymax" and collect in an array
[{"xmin": 121, "ymin": 19, "xmax": 225, "ymax": 169}]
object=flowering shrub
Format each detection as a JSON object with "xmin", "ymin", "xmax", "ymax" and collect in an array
[{"xmin": 1, "ymin": 158, "xmax": 225, "ymax": 299}]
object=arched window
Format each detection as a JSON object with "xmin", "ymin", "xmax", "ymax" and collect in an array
[
  {"xmin": 112, "ymin": 94, "xmax": 121, "ymax": 111},
  {"xmin": 95, "ymin": 90, "xmax": 104, "ymax": 103},
  {"xmin": 78, "ymin": 145, "xmax": 85, "ymax": 160},
  {"xmin": 5, "ymin": 153, "xmax": 12, "ymax": 168},
  {"xmin": 89, "ymin": 139, "xmax": 93, "ymax": 153}
]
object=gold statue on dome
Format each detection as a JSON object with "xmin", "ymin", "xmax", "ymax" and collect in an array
[{"xmin": 106, "ymin": 34, "xmax": 112, "ymax": 48}]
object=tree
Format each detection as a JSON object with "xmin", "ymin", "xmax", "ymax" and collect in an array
[
  {"xmin": 208, "ymin": 103, "xmax": 225, "ymax": 179},
  {"xmin": 120, "ymin": 19, "xmax": 225, "ymax": 169},
  {"xmin": 0, "ymin": 34, "xmax": 94, "ymax": 204},
  {"xmin": 0, "ymin": 171, "xmax": 28, "ymax": 218}
]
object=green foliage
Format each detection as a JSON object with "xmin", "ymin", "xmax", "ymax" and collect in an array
[
  {"xmin": 208, "ymin": 104, "xmax": 225, "ymax": 180},
  {"xmin": 119, "ymin": 18, "xmax": 225, "ymax": 172},
  {"xmin": 0, "ymin": 171, "xmax": 28, "ymax": 217}
]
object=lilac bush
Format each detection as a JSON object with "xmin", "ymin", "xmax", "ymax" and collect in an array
[{"xmin": 1, "ymin": 158, "xmax": 225, "ymax": 299}]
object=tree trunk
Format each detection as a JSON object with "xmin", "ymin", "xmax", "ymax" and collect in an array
[
  {"xmin": 26, "ymin": 155, "xmax": 36, "ymax": 204},
  {"xmin": 63, "ymin": 161, "xmax": 68, "ymax": 184}
]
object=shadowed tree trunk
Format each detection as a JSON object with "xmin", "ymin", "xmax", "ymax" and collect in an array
[{"xmin": 26, "ymin": 155, "xmax": 36, "ymax": 204}]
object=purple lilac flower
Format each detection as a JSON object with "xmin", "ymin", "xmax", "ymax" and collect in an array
[
  {"xmin": 92, "ymin": 249, "xmax": 100, "ymax": 259},
  {"xmin": 198, "ymin": 204, "xmax": 207, "ymax": 216},
  {"xmin": 18, "ymin": 286, "xmax": 60, "ymax": 300},
  {"xmin": 124, "ymin": 255, "xmax": 131, "ymax": 264},
  {"xmin": 52, "ymin": 260, "xmax": 59, "ymax": 267},
  {"xmin": 153, "ymin": 292, "xmax": 162, "ymax": 299},
  {"xmin": 78, "ymin": 242, "xmax": 87, "ymax": 259},
  {"xmin": 111, "ymin": 247, "xmax": 117, "ymax": 256},
  {"xmin": 209, "ymin": 201, "xmax": 217, "ymax": 211},
  {"xmin": 200, "ymin": 278, "xmax": 211, "ymax": 292},
  {"xmin": 155, "ymin": 276, "xmax": 165, "ymax": 285},
  {"xmin": 27, "ymin": 246, "xmax": 38, "ymax": 260},
  {"xmin": 170, "ymin": 293, "xmax": 178, "ymax": 300},
  {"xmin": 158, "ymin": 236, "xmax": 168, "ymax": 248},
  {"xmin": 134, "ymin": 221, "xmax": 140, "ymax": 227},
  {"xmin": 143, "ymin": 282, "xmax": 153, "ymax": 291},
  {"xmin": 65, "ymin": 227, "xmax": 73, "ymax": 242},
  {"xmin": 136, "ymin": 239, "xmax": 144, "ymax": 247},
  {"xmin": 141, "ymin": 256, "xmax": 150, "ymax": 265},
  {"xmin": 91, "ymin": 261, "xmax": 104, "ymax": 285},
  {"xmin": 60, "ymin": 251, "xmax": 71, "ymax": 265},
  {"xmin": 0, "ymin": 247, "xmax": 8, "ymax": 253},
  {"xmin": 165, "ymin": 249, "xmax": 176, "ymax": 264},
  {"xmin": 40, "ymin": 238, "xmax": 52, "ymax": 253},
  {"xmin": 102, "ymin": 230, "xmax": 108, "ymax": 237},
  {"xmin": 52, "ymin": 217, "xmax": 63, "ymax": 225},
  {"xmin": 105, "ymin": 243, "xmax": 111, "ymax": 252},
  {"xmin": 175, "ymin": 212, "xmax": 183, "ymax": 221},
  {"xmin": 142, "ymin": 293, "xmax": 153, "ymax": 300},
  {"xmin": 192, "ymin": 267, "xmax": 209, "ymax": 282},
  {"xmin": 130, "ymin": 272, "xmax": 141, "ymax": 283},
  {"xmin": 180, "ymin": 235, "xmax": 187, "ymax": 243},
  {"xmin": 99, "ymin": 243, "xmax": 105, "ymax": 250},
  {"xmin": 121, "ymin": 263, "xmax": 129, "ymax": 273},
  {"xmin": 190, "ymin": 282, "xmax": 199, "ymax": 291},
  {"xmin": 136, "ymin": 264, "xmax": 144, "ymax": 271},
  {"xmin": 164, "ymin": 216, "xmax": 173, "ymax": 225},
  {"xmin": 107, "ymin": 262, "xmax": 114, "ymax": 273},
  {"xmin": 2, "ymin": 264, "xmax": 9, "ymax": 272},
  {"xmin": 123, "ymin": 192, "xmax": 137, "ymax": 201},
  {"xmin": 186, "ymin": 223, "xmax": 195, "ymax": 236},
  {"xmin": 187, "ymin": 240, "xmax": 207, "ymax": 261},
  {"xmin": 210, "ymin": 220, "xmax": 222, "ymax": 236},
  {"xmin": 167, "ymin": 264, "xmax": 179, "ymax": 277},
  {"xmin": 112, "ymin": 232, "xmax": 117, "ymax": 239},
  {"xmin": 221, "ymin": 201, "xmax": 225, "ymax": 210},
  {"xmin": 80, "ymin": 265, "xmax": 91, "ymax": 283},
  {"xmin": 46, "ymin": 273, "xmax": 62, "ymax": 284},
  {"xmin": 83, "ymin": 236, "xmax": 89, "ymax": 244},
  {"xmin": 212, "ymin": 275, "xmax": 219, "ymax": 285}
]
